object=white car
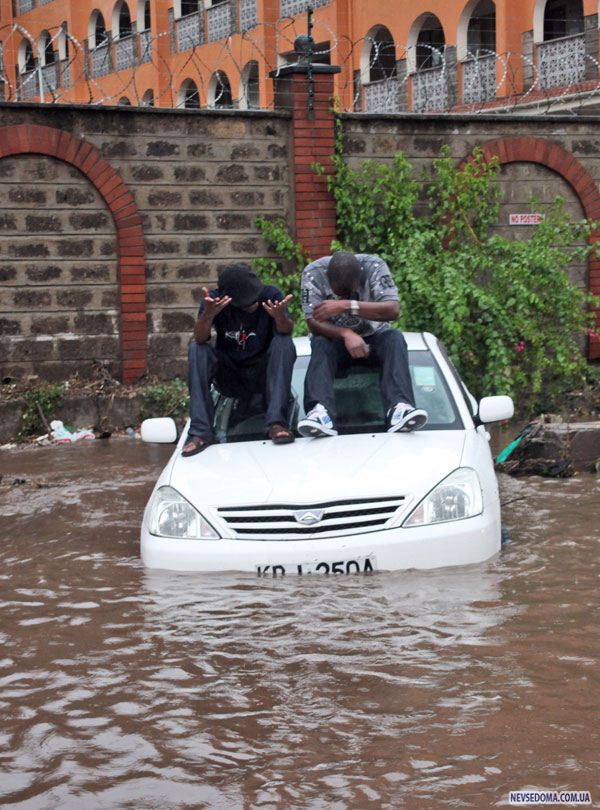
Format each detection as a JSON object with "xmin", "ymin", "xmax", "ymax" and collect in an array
[{"xmin": 140, "ymin": 333, "xmax": 513, "ymax": 576}]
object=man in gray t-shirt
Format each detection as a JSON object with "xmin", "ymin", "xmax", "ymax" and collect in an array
[
  {"xmin": 298, "ymin": 251, "xmax": 427, "ymax": 437},
  {"xmin": 302, "ymin": 253, "xmax": 399, "ymax": 337}
]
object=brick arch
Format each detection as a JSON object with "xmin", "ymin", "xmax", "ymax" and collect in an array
[
  {"xmin": 0, "ymin": 123, "xmax": 146, "ymax": 382},
  {"xmin": 472, "ymin": 136, "xmax": 600, "ymax": 360}
]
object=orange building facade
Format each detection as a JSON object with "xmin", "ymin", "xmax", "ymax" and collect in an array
[{"xmin": 0, "ymin": 0, "xmax": 598, "ymax": 112}]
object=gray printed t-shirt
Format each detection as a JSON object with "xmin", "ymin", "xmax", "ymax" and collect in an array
[{"xmin": 301, "ymin": 254, "xmax": 399, "ymax": 337}]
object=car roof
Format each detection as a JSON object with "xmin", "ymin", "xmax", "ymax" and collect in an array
[{"xmin": 293, "ymin": 332, "xmax": 428, "ymax": 356}]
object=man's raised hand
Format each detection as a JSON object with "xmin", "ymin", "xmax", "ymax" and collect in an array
[
  {"xmin": 202, "ymin": 286, "xmax": 231, "ymax": 316},
  {"xmin": 262, "ymin": 294, "xmax": 292, "ymax": 319}
]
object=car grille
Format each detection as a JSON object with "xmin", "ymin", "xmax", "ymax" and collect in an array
[{"xmin": 217, "ymin": 496, "xmax": 406, "ymax": 540}]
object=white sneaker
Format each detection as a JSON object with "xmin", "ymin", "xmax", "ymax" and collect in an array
[
  {"xmin": 298, "ymin": 404, "xmax": 338, "ymax": 438},
  {"xmin": 387, "ymin": 402, "xmax": 428, "ymax": 433}
]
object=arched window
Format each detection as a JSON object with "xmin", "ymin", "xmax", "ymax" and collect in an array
[
  {"xmin": 58, "ymin": 23, "xmax": 70, "ymax": 61},
  {"xmin": 241, "ymin": 60, "xmax": 259, "ymax": 109},
  {"xmin": 179, "ymin": 0, "xmax": 200, "ymax": 16},
  {"xmin": 40, "ymin": 31, "xmax": 56, "ymax": 66},
  {"xmin": 140, "ymin": 0, "xmax": 151, "ymax": 30},
  {"xmin": 543, "ymin": 0, "xmax": 583, "ymax": 40},
  {"xmin": 367, "ymin": 27, "xmax": 396, "ymax": 82},
  {"xmin": 416, "ymin": 15, "xmax": 445, "ymax": 70},
  {"xmin": 467, "ymin": 0, "xmax": 496, "ymax": 56},
  {"xmin": 118, "ymin": 95, "xmax": 132, "ymax": 105},
  {"xmin": 535, "ymin": 0, "xmax": 585, "ymax": 88},
  {"xmin": 89, "ymin": 11, "xmax": 107, "ymax": 49},
  {"xmin": 459, "ymin": 0, "xmax": 497, "ymax": 103},
  {"xmin": 113, "ymin": 1, "xmax": 133, "ymax": 38},
  {"xmin": 142, "ymin": 88, "xmax": 154, "ymax": 106},
  {"xmin": 18, "ymin": 39, "xmax": 38, "ymax": 99},
  {"xmin": 19, "ymin": 40, "xmax": 35, "ymax": 73},
  {"xmin": 209, "ymin": 71, "xmax": 233, "ymax": 107},
  {"xmin": 178, "ymin": 78, "xmax": 200, "ymax": 108}
]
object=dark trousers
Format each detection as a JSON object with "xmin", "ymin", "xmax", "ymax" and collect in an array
[
  {"xmin": 188, "ymin": 335, "xmax": 297, "ymax": 439},
  {"xmin": 304, "ymin": 330, "xmax": 416, "ymax": 418}
]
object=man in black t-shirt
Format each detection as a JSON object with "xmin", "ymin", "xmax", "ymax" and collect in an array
[{"xmin": 182, "ymin": 264, "xmax": 296, "ymax": 457}]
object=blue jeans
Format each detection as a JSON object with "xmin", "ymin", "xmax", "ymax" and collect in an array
[
  {"xmin": 188, "ymin": 335, "xmax": 297, "ymax": 440},
  {"xmin": 304, "ymin": 329, "xmax": 415, "ymax": 418}
]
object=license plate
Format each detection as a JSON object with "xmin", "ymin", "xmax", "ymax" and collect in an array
[{"xmin": 256, "ymin": 556, "xmax": 376, "ymax": 577}]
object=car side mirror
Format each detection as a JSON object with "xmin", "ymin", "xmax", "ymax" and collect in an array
[
  {"xmin": 478, "ymin": 396, "xmax": 514, "ymax": 424},
  {"xmin": 141, "ymin": 417, "xmax": 178, "ymax": 443}
]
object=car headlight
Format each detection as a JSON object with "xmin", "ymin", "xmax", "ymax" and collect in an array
[
  {"xmin": 403, "ymin": 468, "xmax": 483, "ymax": 528},
  {"xmin": 149, "ymin": 486, "xmax": 220, "ymax": 540}
]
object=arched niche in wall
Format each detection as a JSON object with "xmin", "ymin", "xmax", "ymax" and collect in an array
[
  {"xmin": 239, "ymin": 60, "xmax": 259, "ymax": 109},
  {"xmin": 208, "ymin": 70, "xmax": 233, "ymax": 108},
  {"xmin": 177, "ymin": 77, "xmax": 201, "ymax": 108}
]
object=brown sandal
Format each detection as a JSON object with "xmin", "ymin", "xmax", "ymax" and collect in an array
[
  {"xmin": 181, "ymin": 435, "xmax": 213, "ymax": 457},
  {"xmin": 268, "ymin": 424, "xmax": 295, "ymax": 444}
]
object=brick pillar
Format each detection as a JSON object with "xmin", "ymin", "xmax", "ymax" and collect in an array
[
  {"xmin": 270, "ymin": 58, "xmax": 340, "ymax": 261},
  {"xmin": 153, "ymin": 1, "xmax": 175, "ymax": 107}
]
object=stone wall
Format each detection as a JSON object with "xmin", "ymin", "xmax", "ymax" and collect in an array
[
  {"xmin": 341, "ymin": 113, "xmax": 600, "ymax": 294},
  {"xmin": 341, "ymin": 113, "xmax": 600, "ymax": 191},
  {"xmin": 0, "ymin": 104, "xmax": 292, "ymax": 382},
  {"xmin": 0, "ymin": 154, "xmax": 119, "ymax": 381},
  {"xmin": 1, "ymin": 102, "xmax": 600, "ymax": 387}
]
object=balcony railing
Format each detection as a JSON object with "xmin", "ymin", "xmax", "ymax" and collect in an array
[
  {"xmin": 88, "ymin": 32, "xmax": 152, "ymax": 77},
  {"xmin": 18, "ymin": 69, "xmax": 38, "ymax": 100},
  {"xmin": 16, "ymin": 0, "xmax": 54, "ymax": 10},
  {"xmin": 16, "ymin": 0, "xmax": 35, "ymax": 12},
  {"xmin": 115, "ymin": 34, "xmax": 137, "ymax": 72},
  {"xmin": 462, "ymin": 54, "xmax": 496, "ymax": 104},
  {"xmin": 175, "ymin": 11, "xmax": 204, "ymax": 51},
  {"xmin": 280, "ymin": 0, "xmax": 328, "ymax": 18},
  {"xmin": 60, "ymin": 58, "xmax": 71, "ymax": 89},
  {"xmin": 40, "ymin": 62, "xmax": 59, "ymax": 95},
  {"xmin": 538, "ymin": 33, "xmax": 585, "ymax": 90},
  {"xmin": 91, "ymin": 42, "xmax": 112, "ymax": 77},
  {"xmin": 412, "ymin": 66, "xmax": 449, "ymax": 112},
  {"xmin": 240, "ymin": 0, "xmax": 258, "ymax": 32},
  {"xmin": 140, "ymin": 29, "xmax": 152, "ymax": 63},
  {"xmin": 16, "ymin": 60, "xmax": 71, "ymax": 100},
  {"xmin": 207, "ymin": 2, "xmax": 234, "ymax": 44},
  {"xmin": 363, "ymin": 77, "xmax": 402, "ymax": 113}
]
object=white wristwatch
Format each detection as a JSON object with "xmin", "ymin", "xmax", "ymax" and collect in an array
[{"xmin": 349, "ymin": 300, "xmax": 360, "ymax": 315}]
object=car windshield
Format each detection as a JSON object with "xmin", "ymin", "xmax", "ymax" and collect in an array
[{"xmin": 213, "ymin": 349, "xmax": 463, "ymax": 443}]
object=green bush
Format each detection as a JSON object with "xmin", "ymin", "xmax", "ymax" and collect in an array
[
  {"xmin": 256, "ymin": 130, "xmax": 599, "ymax": 413},
  {"xmin": 253, "ymin": 217, "xmax": 309, "ymax": 337},
  {"xmin": 18, "ymin": 384, "xmax": 66, "ymax": 439},
  {"xmin": 140, "ymin": 379, "xmax": 189, "ymax": 421}
]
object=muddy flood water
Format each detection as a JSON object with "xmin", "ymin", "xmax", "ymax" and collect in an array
[{"xmin": 1, "ymin": 440, "xmax": 599, "ymax": 809}]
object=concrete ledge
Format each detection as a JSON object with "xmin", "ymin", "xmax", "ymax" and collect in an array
[
  {"xmin": 498, "ymin": 420, "xmax": 600, "ymax": 475},
  {"xmin": 0, "ymin": 394, "xmax": 144, "ymax": 444},
  {"xmin": 0, "ymin": 401, "xmax": 24, "ymax": 444},
  {"xmin": 543, "ymin": 422, "xmax": 600, "ymax": 469}
]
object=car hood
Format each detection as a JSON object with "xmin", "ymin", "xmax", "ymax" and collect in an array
[{"xmin": 170, "ymin": 432, "xmax": 466, "ymax": 513}]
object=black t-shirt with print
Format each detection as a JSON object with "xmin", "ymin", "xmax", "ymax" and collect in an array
[{"xmin": 198, "ymin": 284, "xmax": 284, "ymax": 361}]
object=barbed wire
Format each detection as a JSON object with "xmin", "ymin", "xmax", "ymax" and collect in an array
[{"xmin": 1, "ymin": 16, "xmax": 600, "ymax": 116}]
